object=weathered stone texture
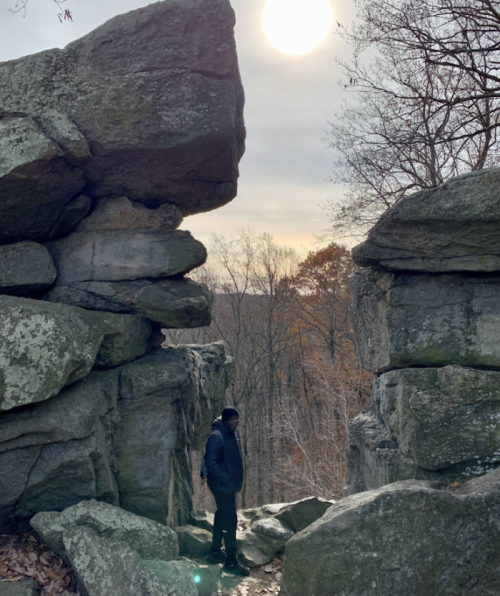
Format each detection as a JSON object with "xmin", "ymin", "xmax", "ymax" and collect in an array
[
  {"xmin": 0, "ymin": 0, "xmax": 245, "ymax": 246},
  {"xmin": 31, "ymin": 500, "xmax": 178, "ymax": 564},
  {"xmin": 351, "ymin": 268, "xmax": 500, "ymax": 373},
  {"xmin": 0, "ymin": 242, "xmax": 56, "ymax": 296},
  {"xmin": 44, "ymin": 276, "xmax": 212, "ymax": 328},
  {"xmin": 353, "ymin": 168, "xmax": 500, "ymax": 272},
  {"xmin": 46, "ymin": 230, "xmax": 207, "ymax": 285},
  {"xmin": 76, "ymin": 196, "xmax": 183, "ymax": 232},
  {"xmin": 0, "ymin": 343, "xmax": 233, "ymax": 533},
  {"xmin": 282, "ymin": 471, "xmax": 500, "ymax": 596}
]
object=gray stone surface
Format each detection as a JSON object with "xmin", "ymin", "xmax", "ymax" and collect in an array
[
  {"xmin": 93, "ymin": 312, "xmax": 152, "ymax": 369},
  {"xmin": 281, "ymin": 470, "xmax": 500, "ymax": 596},
  {"xmin": 0, "ymin": 296, "xmax": 155, "ymax": 411},
  {"xmin": 175, "ymin": 524, "xmax": 212, "ymax": 557},
  {"xmin": 0, "ymin": 242, "xmax": 56, "ymax": 296},
  {"xmin": 36, "ymin": 109, "xmax": 91, "ymax": 161},
  {"xmin": 44, "ymin": 277, "xmax": 213, "ymax": 328},
  {"xmin": 274, "ymin": 497, "xmax": 334, "ymax": 532},
  {"xmin": 376, "ymin": 366, "xmax": 500, "ymax": 472},
  {"xmin": 0, "ymin": 580, "xmax": 37, "ymax": 596},
  {"xmin": 76, "ymin": 196, "xmax": 183, "ymax": 232},
  {"xmin": 0, "ymin": 296, "xmax": 109, "ymax": 411},
  {"xmin": 114, "ymin": 343, "xmax": 233, "ymax": 526},
  {"xmin": 251, "ymin": 517, "xmax": 294, "ymax": 541},
  {"xmin": 142, "ymin": 559, "xmax": 199, "ymax": 596},
  {"xmin": 63, "ymin": 526, "xmax": 169, "ymax": 596},
  {"xmin": 46, "ymin": 194, "xmax": 93, "ymax": 240},
  {"xmin": 345, "ymin": 410, "xmax": 444, "ymax": 496},
  {"xmin": 236, "ymin": 529, "xmax": 285, "ymax": 568},
  {"xmin": 0, "ymin": 116, "xmax": 85, "ymax": 245},
  {"xmin": 0, "ymin": 0, "xmax": 245, "ymax": 247},
  {"xmin": 0, "ymin": 371, "xmax": 119, "ymax": 532},
  {"xmin": 189, "ymin": 509, "xmax": 215, "ymax": 532},
  {"xmin": 353, "ymin": 168, "xmax": 500, "ymax": 272},
  {"xmin": 351, "ymin": 268, "xmax": 500, "ymax": 372},
  {"xmin": 0, "ymin": 343, "xmax": 233, "ymax": 533},
  {"xmin": 47, "ymin": 230, "xmax": 207, "ymax": 285},
  {"xmin": 31, "ymin": 499, "xmax": 178, "ymax": 564}
]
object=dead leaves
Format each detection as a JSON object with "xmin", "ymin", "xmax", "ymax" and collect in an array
[{"xmin": 0, "ymin": 533, "xmax": 80, "ymax": 596}]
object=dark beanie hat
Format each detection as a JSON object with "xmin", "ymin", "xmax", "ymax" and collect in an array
[{"xmin": 222, "ymin": 406, "xmax": 240, "ymax": 421}]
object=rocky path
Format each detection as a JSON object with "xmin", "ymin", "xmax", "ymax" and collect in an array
[{"xmin": 0, "ymin": 533, "xmax": 283, "ymax": 596}]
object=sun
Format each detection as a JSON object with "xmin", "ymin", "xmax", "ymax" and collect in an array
[{"xmin": 263, "ymin": 0, "xmax": 333, "ymax": 56}]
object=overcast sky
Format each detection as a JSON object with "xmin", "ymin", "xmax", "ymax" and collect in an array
[{"xmin": 0, "ymin": 0, "xmax": 356, "ymax": 255}]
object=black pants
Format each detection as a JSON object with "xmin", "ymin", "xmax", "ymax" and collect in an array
[{"xmin": 210, "ymin": 486, "xmax": 237, "ymax": 562}]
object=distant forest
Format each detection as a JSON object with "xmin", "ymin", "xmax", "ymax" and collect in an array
[{"xmin": 164, "ymin": 232, "xmax": 373, "ymax": 509}]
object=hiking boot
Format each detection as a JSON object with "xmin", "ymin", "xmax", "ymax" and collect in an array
[
  {"xmin": 223, "ymin": 561, "xmax": 251, "ymax": 576},
  {"xmin": 207, "ymin": 549, "xmax": 226, "ymax": 564}
]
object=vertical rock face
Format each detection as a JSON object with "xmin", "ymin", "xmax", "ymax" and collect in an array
[
  {"xmin": 0, "ymin": 0, "xmax": 243, "ymax": 535},
  {"xmin": 281, "ymin": 169, "xmax": 500, "ymax": 596},
  {"xmin": 347, "ymin": 168, "xmax": 500, "ymax": 493}
]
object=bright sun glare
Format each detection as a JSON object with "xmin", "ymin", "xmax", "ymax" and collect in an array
[{"xmin": 263, "ymin": 0, "xmax": 333, "ymax": 55}]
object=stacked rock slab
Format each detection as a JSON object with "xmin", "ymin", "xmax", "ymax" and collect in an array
[
  {"xmin": 0, "ymin": 0, "xmax": 243, "ymax": 534},
  {"xmin": 347, "ymin": 168, "xmax": 500, "ymax": 493}
]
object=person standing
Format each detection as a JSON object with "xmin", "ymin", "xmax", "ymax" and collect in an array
[{"xmin": 205, "ymin": 406, "xmax": 250, "ymax": 576}]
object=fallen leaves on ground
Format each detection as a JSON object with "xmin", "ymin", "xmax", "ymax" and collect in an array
[{"xmin": 0, "ymin": 533, "xmax": 80, "ymax": 596}]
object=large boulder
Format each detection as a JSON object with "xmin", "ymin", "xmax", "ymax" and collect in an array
[
  {"xmin": 0, "ymin": 0, "xmax": 245, "ymax": 245},
  {"xmin": 0, "ymin": 343, "xmax": 233, "ymax": 533},
  {"xmin": 281, "ymin": 470, "xmax": 500, "ymax": 596},
  {"xmin": 0, "ymin": 296, "xmax": 155, "ymax": 411},
  {"xmin": 0, "ymin": 242, "xmax": 56, "ymax": 296},
  {"xmin": 44, "ymin": 277, "xmax": 213, "ymax": 328},
  {"xmin": 114, "ymin": 343, "xmax": 233, "ymax": 526},
  {"xmin": 46, "ymin": 230, "xmax": 207, "ymax": 285},
  {"xmin": 352, "ymin": 168, "xmax": 500, "ymax": 272},
  {"xmin": 31, "ymin": 499, "xmax": 178, "ymax": 564},
  {"xmin": 0, "ymin": 371, "xmax": 118, "ymax": 533},
  {"xmin": 350, "ymin": 268, "xmax": 500, "ymax": 372},
  {"xmin": 62, "ymin": 526, "xmax": 171, "ymax": 596},
  {"xmin": 188, "ymin": 509, "xmax": 215, "ymax": 532}
]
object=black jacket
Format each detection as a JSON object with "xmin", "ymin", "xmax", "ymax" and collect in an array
[{"xmin": 206, "ymin": 417, "xmax": 244, "ymax": 494}]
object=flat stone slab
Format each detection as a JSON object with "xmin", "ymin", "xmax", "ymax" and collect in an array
[
  {"xmin": 44, "ymin": 277, "xmax": 212, "ymax": 328},
  {"xmin": 0, "ymin": 241, "xmax": 56, "ymax": 296},
  {"xmin": 351, "ymin": 268, "xmax": 500, "ymax": 372},
  {"xmin": 47, "ymin": 230, "xmax": 207, "ymax": 285},
  {"xmin": 353, "ymin": 168, "xmax": 500, "ymax": 272},
  {"xmin": 282, "ymin": 470, "xmax": 500, "ymax": 596}
]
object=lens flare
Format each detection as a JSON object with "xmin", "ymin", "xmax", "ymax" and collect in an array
[
  {"xmin": 264, "ymin": 0, "xmax": 333, "ymax": 55},
  {"xmin": 194, "ymin": 575, "xmax": 201, "ymax": 584}
]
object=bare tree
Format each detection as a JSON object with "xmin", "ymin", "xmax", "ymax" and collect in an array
[
  {"xmin": 9, "ymin": 0, "xmax": 72, "ymax": 21},
  {"xmin": 327, "ymin": 0, "xmax": 500, "ymax": 235}
]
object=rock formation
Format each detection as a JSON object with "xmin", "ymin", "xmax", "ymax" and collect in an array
[
  {"xmin": 281, "ymin": 168, "xmax": 500, "ymax": 596},
  {"xmin": 347, "ymin": 168, "xmax": 500, "ymax": 492},
  {"xmin": 0, "ymin": 0, "xmax": 242, "ymax": 537}
]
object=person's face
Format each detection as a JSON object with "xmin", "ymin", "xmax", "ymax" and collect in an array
[{"xmin": 228, "ymin": 415, "xmax": 240, "ymax": 431}]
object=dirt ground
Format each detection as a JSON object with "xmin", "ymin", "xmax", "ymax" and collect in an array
[{"xmin": 0, "ymin": 533, "xmax": 283, "ymax": 596}]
